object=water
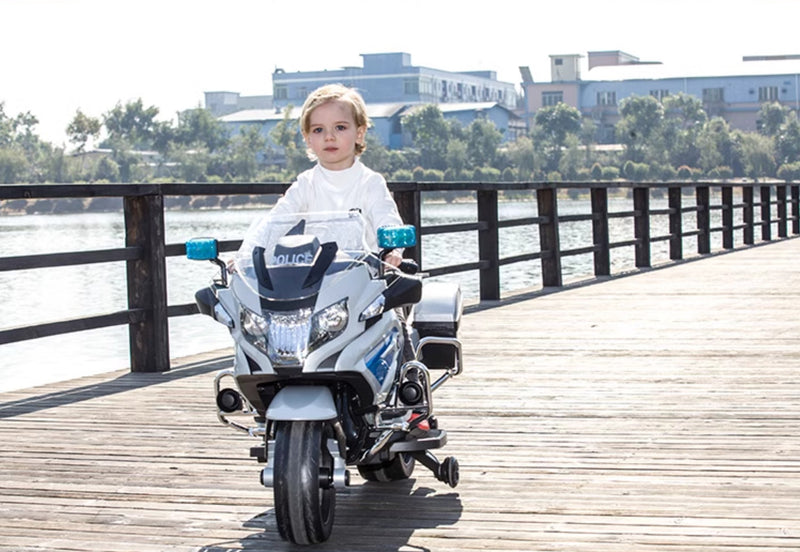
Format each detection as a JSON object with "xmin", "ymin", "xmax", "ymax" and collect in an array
[{"xmin": 0, "ymin": 194, "xmax": 732, "ymax": 392}]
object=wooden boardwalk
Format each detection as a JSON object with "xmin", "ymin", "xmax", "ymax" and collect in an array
[{"xmin": 1, "ymin": 237, "xmax": 799, "ymax": 552}]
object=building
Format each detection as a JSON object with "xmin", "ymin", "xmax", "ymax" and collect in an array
[
  {"xmin": 520, "ymin": 50, "xmax": 800, "ymax": 143},
  {"xmin": 218, "ymin": 103, "xmax": 408, "ymax": 152},
  {"xmin": 411, "ymin": 102, "xmax": 525, "ymax": 143},
  {"xmin": 218, "ymin": 101, "xmax": 523, "ymax": 154},
  {"xmin": 272, "ymin": 52, "xmax": 517, "ymax": 111},
  {"xmin": 208, "ymin": 52, "xmax": 522, "ymax": 157},
  {"xmin": 204, "ymin": 91, "xmax": 273, "ymax": 117}
]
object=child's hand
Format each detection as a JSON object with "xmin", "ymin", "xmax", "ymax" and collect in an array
[{"xmin": 384, "ymin": 250, "xmax": 403, "ymax": 268}]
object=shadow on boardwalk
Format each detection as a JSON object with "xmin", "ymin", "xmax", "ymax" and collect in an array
[
  {"xmin": 0, "ymin": 354, "xmax": 232, "ymax": 419},
  {"xmin": 198, "ymin": 481, "xmax": 463, "ymax": 552}
]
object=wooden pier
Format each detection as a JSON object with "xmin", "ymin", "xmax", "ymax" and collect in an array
[{"xmin": 1, "ymin": 237, "xmax": 798, "ymax": 551}]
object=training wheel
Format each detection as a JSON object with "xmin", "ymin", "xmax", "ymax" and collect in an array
[{"xmin": 441, "ymin": 456, "xmax": 459, "ymax": 488}]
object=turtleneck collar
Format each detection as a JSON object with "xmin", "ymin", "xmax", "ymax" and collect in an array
[{"xmin": 317, "ymin": 158, "xmax": 362, "ymax": 187}]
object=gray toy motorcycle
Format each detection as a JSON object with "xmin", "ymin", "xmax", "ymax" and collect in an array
[{"xmin": 186, "ymin": 210, "xmax": 463, "ymax": 544}]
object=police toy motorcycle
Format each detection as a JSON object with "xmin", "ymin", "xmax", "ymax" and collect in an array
[{"xmin": 186, "ymin": 210, "xmax": 462, "ymax": 544}]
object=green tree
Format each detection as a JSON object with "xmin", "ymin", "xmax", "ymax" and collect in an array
[
  {"xmin": 171, "ymin": 146, "xmax": 211, "ymax": 182},
  {"xmin": 0, "ymin": 102, "xmax": 25, "ymax": 147},
  {"xmin": 557, "ymin": 134, "xmax": 583, "ymax": 179},
  {"xmin": 66, "ymin": 110, "xmax": 102, "ymax": 153},
  {"xmin": 0, "ymin": 104, "xmax": 60, "ymax": 183},
  {"xmin": 446, "ymin": 118, "xmax": 466, "ymax": 142},
  {"xmin": 101, "ymin": 98, "xmax": 160, "ymax": 182},
  {"xmin": 534, "ymin": 103, "xmax": 582, "ymax": 145},
  {"xmin": 533, "ymin": 103, "xmax": 581, "ymax": 173},
  {"xmin": 616, "ymin": 95, "xmax": 665, "ymax": 163},
  {"xmin": 663, "ymin": 93, "xmax": 707, "ymax": 130},
  {"xmin": 402, "ymin": 105, "xmax": 449, "ymax": 170},
  {"xmin": 662, "ymin": 93, "xmax": 707, "ymax": 168},
  {"xmin": 0, "ymin": 147, "xmax": 27, "ymax": 183},
  {"xmin": 580, "ymin": 117, "xmax": 598, "ymax": 166},
  {"xmin": 151, "ymin": 120, "xmax": 177, "ymax": 158},
  {"xmin": 466, "ymin": 117, "xmax": 502, "ymax": 167},
  {"xmin": 103, "ymin": 98, "xmax": 160, "ymax": 149},
  {"xmin": 270, "ymin": 107, "xmax": 310, "ymax": 176},
  {"xmin": 775, "ymin": 113, "xmax": 800, "ymax": 165},
  {"xmin": 758, "ymin": 102, "xmax": 791, "ymax": 136},
  {"xmin": 445, "ymin": 138, "xmax": 468, "ymax": 175},
  {"xmin": 95, "ymin": 156, "xmax": 120, "ymax": 182},
  {"xmin": 506, "ymin": 135, "xmax": 537, "ymax": 180},
  {"xmin": 360, "ymin": 134, "xmax": 391, "ymax": 174},
  {"xmin": 226, "ymin": 126, "xmax": 267, "ymax": 180},
  {"xmin": 174, "ymin": 107, "xmax": 228, "ymax": 152},
  {"xmin": 736, "ymin": 130, "xmax": 776, "ymax": 178},
  {"xmin": 697, "ymin": 117, "xmax": 733, "ymax": 172}
]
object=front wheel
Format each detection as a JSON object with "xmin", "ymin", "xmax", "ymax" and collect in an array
[{"xmin": 273, "ymin": 420, "xmax": 335, "ymax": 544}]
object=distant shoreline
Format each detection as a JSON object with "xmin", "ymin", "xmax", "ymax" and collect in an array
[{"xmin": 0, "ymin": 194, "xmax": 281, "ymax": 216}]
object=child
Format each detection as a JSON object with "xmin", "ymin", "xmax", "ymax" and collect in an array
[{"xmin": 268, "ymin": 83, "xmax": 405, "ymax": 267}]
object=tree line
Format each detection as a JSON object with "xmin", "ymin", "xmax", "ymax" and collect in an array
[{"xmin": 2, "ymin": 93, "xmax": 800, "ymax": 186}]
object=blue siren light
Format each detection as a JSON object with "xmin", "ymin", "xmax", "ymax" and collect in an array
[
  {"xmin": 378, "ymin": 225, "xmax": 417, "ymax": 249},
  {"xmin": 186, "ymin": 238, "xmax": 219, "ymax": 261}
]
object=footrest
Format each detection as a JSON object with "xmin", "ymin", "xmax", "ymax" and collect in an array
[{"xmin": 389, "ymin": 429, "xmax": 447, "ymax": 452}]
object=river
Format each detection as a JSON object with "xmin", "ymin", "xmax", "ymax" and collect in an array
[{"xmin": 0, "ymin": 196, "xmax": 716, "ymax": 392}]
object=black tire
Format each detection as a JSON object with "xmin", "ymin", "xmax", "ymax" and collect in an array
[
  {"xmin": 358, "ymin": 452, "xmax": 415, "ymax": 482},
  {"xmin": 273, "ymin": 420, "xmax": 335, "ymax": 544}
]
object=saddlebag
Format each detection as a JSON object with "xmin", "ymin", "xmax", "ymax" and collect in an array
[{"xmin": 412, "ymin": 282, "xmax": 462, "ymax": 369}]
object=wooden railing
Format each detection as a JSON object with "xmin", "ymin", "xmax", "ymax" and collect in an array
[{"xmin": 1, "ymin": 180, "xmax": 798, "ymax": 373}]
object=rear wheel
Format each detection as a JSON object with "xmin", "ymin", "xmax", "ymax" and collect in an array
[
  {"xmin": 273, "ymin": 420, "xmax": 335, "ymax": 544},
  {"xmin": 358, "ymin": 452, "xmax": 415, "ymax": 482}
]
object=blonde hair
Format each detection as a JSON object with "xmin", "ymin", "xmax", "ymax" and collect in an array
[{"xmin": 299, "ymin": 84, "xmax": 370, "ymax": 155}]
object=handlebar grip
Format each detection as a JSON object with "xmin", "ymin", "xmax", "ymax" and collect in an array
[{"xmin": 399, "ymin": 260, "xmax": 419, "ymax": 275}]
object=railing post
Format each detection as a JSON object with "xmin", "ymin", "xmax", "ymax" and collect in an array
[
  {"xmin": 633, "ymin": 187, "xmax": 650, "ymax": 268},
  {"xmin": 393, "ymin": 187, "xmax": 421, "ymax": 266},
  {"xmin": 124, "ymin": 193, "xmax": 170, "ymax": 373},
  {"xmin": 776, "ymin": 185, "xmax": 788, "ymax": 238},
  {"xmin": 668, "ymin": 186, "xmax": 683, "ymax": 260},
  {"xmin": 537, "ymin": 186, "xmax": 562, "ymax": 287},
  {"xmin": 477, "ymin": 189, "xmax": 500, "ymax": 301},
  {"xmin": 590, "ymin": 187, "xmax": 610, "ymax": 277},
  {"xmin": 696, "ymin": 185, "xmax": 711, "ymax": 255},
  {"xmin": 793, "ymin": 184, "xmax": 800, "ymax": 235},
  {"xmin": 721, "ymin": 185, "xmax": 734, "ymax": 249},
  {"xmin": 760, "ymin": 185, "xmax": 772, "ymax": 241},
  {"xmin": 743, "ymin": 186, "xmax": 754, "ymax": 245}
]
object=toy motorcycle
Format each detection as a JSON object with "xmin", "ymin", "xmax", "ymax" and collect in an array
[{"xmin": 186, "ymin": 210, "xmax": 462, "ymax": 544}]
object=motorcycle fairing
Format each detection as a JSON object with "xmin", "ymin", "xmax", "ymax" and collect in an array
[
  {"xmin": 216, "ymin": 211, "xmax": 408, "ymax": 407},
  {"xmin": 266, "ymin": 386, "xmax": 337, "ymax": 421},
  {"xmin": 365, "ymin": 328, "xmax": 401, "ymax": 386}
]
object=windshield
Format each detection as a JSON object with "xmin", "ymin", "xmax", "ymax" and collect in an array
[{"xmin": 233, "ymin": 210, "xmax": 376, "ymax": 299}]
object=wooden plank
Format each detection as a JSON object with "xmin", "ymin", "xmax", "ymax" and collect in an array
[
  {"xmin": 0, "ymin": 247, "xmax": 141, "ymax": 272},
  {"xmin": 0, "ymin": 239, "xmax": 798, "ymax": 551}
]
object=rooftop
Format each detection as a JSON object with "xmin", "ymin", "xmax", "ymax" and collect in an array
[
  {"xmin": 219, "ymin": 103, "xmax": 409, "ymax": 123},
  {"xmin": 584, "ymin": 56, "xmax": 800, "ymax": 82}
]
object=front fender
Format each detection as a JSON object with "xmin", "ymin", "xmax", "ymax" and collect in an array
[{"xmin": 266, "ymin": 386, "xmax": 337, "ymax": 421}]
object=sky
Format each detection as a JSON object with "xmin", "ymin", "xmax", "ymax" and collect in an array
[{"xmin": 2, "ymin": 0, "xmax": 799, "ymax": 147}]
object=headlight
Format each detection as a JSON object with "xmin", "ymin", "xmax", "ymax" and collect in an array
[
  {"xmin": 311, "ymin": 300, "xmax": 349, "ymax": 344},
  {"xmin": 240, "ymin": 299, "xmax": 349, "ymax": 367},
  {"xmin": 359, "ymin": 295, "xmax": 385, "ymax": 321},
  {"xmin": 241, "ymin": 308, "xmax": 270, "ymax": 353}
]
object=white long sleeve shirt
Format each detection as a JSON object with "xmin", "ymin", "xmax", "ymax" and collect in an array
[{"xmin": 269, "ymin": 159, "xmax": 403, "ymax": 250}]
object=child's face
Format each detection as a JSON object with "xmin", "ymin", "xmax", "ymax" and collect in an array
[{"xmin": 304, "ymin": 100, "xmax": 365, "ymax": 171}]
